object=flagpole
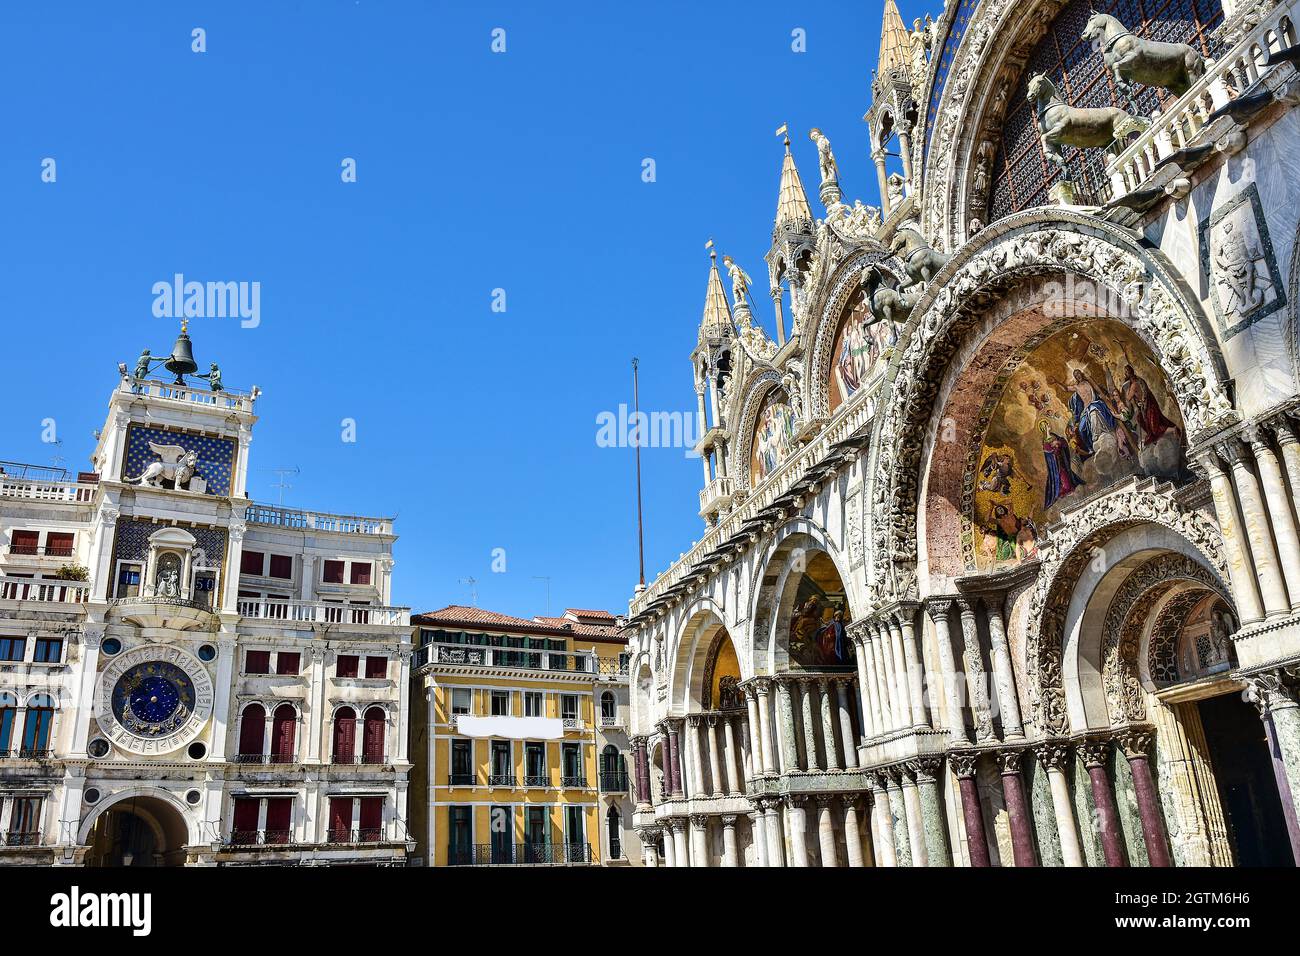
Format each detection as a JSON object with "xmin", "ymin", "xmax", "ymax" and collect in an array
[{"xmin": 632, "ymin": 357, "xmax": 646, "ymax": 590}]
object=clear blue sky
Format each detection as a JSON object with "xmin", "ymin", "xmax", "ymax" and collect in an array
[{"xmin": 0, "ymin": 0, "xmax": 927, "ymax": 618}]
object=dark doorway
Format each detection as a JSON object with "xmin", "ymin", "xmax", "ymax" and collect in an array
[{"xmin": 1198, "ymin": 693, "xmax": 1296, "ymax": 866}]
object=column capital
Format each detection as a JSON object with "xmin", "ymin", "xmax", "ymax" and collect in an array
[
  {"xmin": 784, "ymin": 794, "xmax": 808, "ymax": 810},
  {"xmin": 1033, "ymin": 739, "xmax": 1072, "ymax": 771},
  {"xmin": 1243, "ymin": 668, "xmax": 1300, "ymax": 717},
  {"xmin": 689, "ymin": 813, "xmax": 709, "ymax": 831},
  {"xmin": 635, "ymin": 826, "xmax": 661, "ymax": 842},
  {"xmin": 924, "ymin": 596, "xmax": 956, "ymax": 618},
  {"xmin": 720, "ymin": 814, "xmax": 739, "ymax": 827},
  {"xmin": 909, "ymin": 754, "xmax": 944, "ymax": 783},
  {"xmin": 1076, "ymin": 736, "xmax": 1113, "ymax": 769},
  {"xmin": 813, "ymin": 794, "xmax": 837, "ymax": 810},
  {"xmin": 1115, "ymin": 725, "xmax": 1156, "ymax": 760},
  {"xmin": 1215, "ymin": 437, "xmax": 1252, "ymax": 468},
  {"xmin": 994, "ymin": 748, "xmax": 1024, "ymax": 776},
  {"xmin": 948, "ymin": 750, "xmax": 980, "ymax": 779}
]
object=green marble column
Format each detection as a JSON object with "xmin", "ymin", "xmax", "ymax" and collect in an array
[
  {"xmin": 1024, "ymin": 751, "xmax": 1064, "ymax": 866},
  {"xmin": 885, "ymin": 772, "xmax": 913, "ymax": 867},
  {"xmin": 911, "ymin": 756, "xmax": 952, "ymax": 866}
]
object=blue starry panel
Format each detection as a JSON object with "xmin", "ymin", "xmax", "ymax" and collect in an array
[
  {"xmin": 123, "ymin": 424, "xmax": 236, "ymax": 497},
  {"xmin": 113, "ymin": 518, "xmax": 228, "ymax": 571}
]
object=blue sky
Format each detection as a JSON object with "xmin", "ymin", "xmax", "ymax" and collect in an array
[{"xmin": 0, "ymin": 0, "xmax": 927, "ymax": 618}]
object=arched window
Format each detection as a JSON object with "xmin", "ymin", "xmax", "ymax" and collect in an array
[
  {"xmin": 238, "ymin": 703, "xmax": 266, "ymax": 759},
  {"xmin": 600, "ymin": 744, "xmax": 627, "ymax": 792},
  {"xmin": 333, "ymin": 706, "xmax": 357, "ymax": 763},
  {"xmin": 600, "ymin": 691, "xmax": 616, "ymax": 720},
  {"xmin": 362, "ymin": 707, "xmax": 386, "ymax": 763},
  {"xmin": 606, "ymin": 806, "xmax": 622, "ymax": 859},
  {"xmin": 21, "ymin": 693, "xmax": 54, "ymax": 756},
  {"xmin": 271, "ymin": 704, "xmax": 297, "ymax": 763},
  {"xmin": 0, "ymin": 692, "xmax": 17, "ymax": 755}
]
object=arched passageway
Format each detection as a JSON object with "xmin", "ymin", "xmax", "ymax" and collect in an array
[{"xmin": 84, "ymin": 794, "xmax": 190, "ymax": 867}]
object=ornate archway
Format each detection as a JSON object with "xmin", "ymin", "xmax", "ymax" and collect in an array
[{"xmin": 82, "ymin": 790, "xmax": 194, "ymax": 867}]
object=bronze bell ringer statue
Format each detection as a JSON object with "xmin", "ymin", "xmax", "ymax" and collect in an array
[{"xmin": 127, "ymin": 320, "xmax": 223, "ymax": 391}]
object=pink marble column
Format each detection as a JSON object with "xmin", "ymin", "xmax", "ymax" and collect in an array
[
  {"xmin": 950, "ymin": 752, "xmax": 990, "ymax": 867},
  {"xmin": 1079, "ymin": 737, "xmax": 1128, "ymax": 867},
  {"xmin": 996, "ymin": 749, "xmax": 1038, "ymax": 867},
  {"xmin": 666, "ymin": 722, "xmax": 684, "ymax": 797},
  {"xmin": 1117, "ymin": 728, "xmax": 1171, "ymax": 867}
]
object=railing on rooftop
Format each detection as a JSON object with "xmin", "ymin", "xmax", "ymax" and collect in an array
[
  {"xmin": 0, "ymin": 476, "xmax": 96, "ymax": 503},
  {"xmin": 245, "ymin": 503, "xmax": 393, "ymax": 535},
  {"xmin": 0, "ymin": 578, "xmax": 89, "ymax": 605},
  {"xmin": 121, "ymin": 377, "xmax": 256, "ymax": 413},
  {"xmin": 237, "ymin": 597, "xmax": 409, "ymax": 627},
  {"xmin": 415, "ymin": 641, "xmax": 621, "ymax": 675}
]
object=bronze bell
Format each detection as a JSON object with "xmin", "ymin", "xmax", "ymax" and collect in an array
[{"xmin": 163, "ymin": 322, "xmax": 199, "ymax": 383}]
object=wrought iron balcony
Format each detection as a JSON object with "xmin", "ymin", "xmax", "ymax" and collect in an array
[
  {"xmin": 1, "ymin": 831, "xmax": 42, "ymax": 847},
  {"xmin": 560, "ymin": 774, "xmax": 588, "ymax": 789},
  {"xmin": 523, "ymin": 774, "xmax": 550, "ymax": 788},
  {"xmin": 326, "ymin": 827, "xmax": 384, "ymax": 845},
  {"xmin": 447, "ymin": 842, "xmax": 594, "ymax": 866},
  {"xmin": 599, "ymin": 771, "xmax": 629, "ymax": 793},
  {"xmin": 6, "ymin": 544, "xmax": 75, "ymax": 557},
  {"xmin": 332, "ymin": 752, "xmax": 388, "ymax": 765},
  {"xmin": 233, "ymin": 752, "xmax": 297, "ymax": 765},
  {"xmin": 487, "ymin": 773, "xmax": 517, "ymax": 788},
  {"xmin": 5, "ymin": 747, "xmax": 53, "ymax": 760},
  {"xmin": 448, "ymin": 771, "xmax": 475, "ymax": 786}
]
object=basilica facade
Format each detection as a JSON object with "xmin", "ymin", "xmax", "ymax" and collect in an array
[
  {"xmin": 0, "ymin": 326, "xmax": 413, "ymax": 866},
  {"xmin": 624, "ymin": 0, "xmax": 1300, "ymax": 866}
]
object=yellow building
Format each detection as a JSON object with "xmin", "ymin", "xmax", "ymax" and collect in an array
[{"xmin": 409, "ymin": 606, "xmax": 632, "ymax": 866}]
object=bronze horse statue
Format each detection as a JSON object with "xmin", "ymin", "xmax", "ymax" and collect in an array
[
  {"xmin": 1082, "ymin": 13, "xmax": 1206, "ymax": 97},
  {"xmin": 889, "ymin": 226, "xmax": 950, "ymax": 288},
  {"xmin": 1027, "ymin": 73, "xmax": 1148, "ymax": 168},
  {"xmin": 862, "ymin": 265, "xmax": 917, "ymax": 325}
]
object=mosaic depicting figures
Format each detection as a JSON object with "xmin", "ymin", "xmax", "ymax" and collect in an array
[
  {"xmin": 751, "ymin": 390, "xmax": 799, "ymax": 485},
  {"xmin": 972, "ymin": 322, "xmax": 1188, "ymax": 569},
  {"xmin": 785, "ymin": 553, "xmax": 853, "ymax": 669},
  {"xmin": 830, "ymin": 295, "xmax": 899, "ymax": 412}
]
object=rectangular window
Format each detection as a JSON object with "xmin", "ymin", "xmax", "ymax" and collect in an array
[
  {"xmin": 8, "ymin": 797, "xmax": 42, "ymax": 840},
  {"xmin": 560, "ymin": 694, "xmax": 579, "ymax": 721},
  {"xmin": 32, "ymin": 637, "xmax": 63, "ymax": 664},
  {"xmin": 275, "ymin": 652, "xmax": 300, "ymax": 676},
  {"xmin": 231, "ymin": 797, "xmax": 260, "ymax": 843},
  {"xmin": 490, "ymin": 740, "xmax": 512, "ymax": 784},
  {"xmin": 244, "ymin": 650, "xmax": 271, "ymax": 675},
  {"xmin": 524, "ymin": 806, "xmax": 548, "ymax": 850},
  {"xmin": 565, "ymin": 805, "xmax": 586, "ymax": 860},
  {"xmin": 450, "ymin": 687, "xmax": 471, "ymax": 715},
  {"xmin": 0, "ymin": 637, "xmax": 25, "ymax": 662},
  {"xmin": 240, "ymin": 550, "xmax": 265, "ymax": 575},
  {"xmin": 359, "ymin": 796, "xmax": 383, "ymax": 842},
  {"xmin": 9, "ymin": 530, "xmax": 38, "ymax": 555},
  {"xmin": 525, "ymin": 741, "xmax": 547, "ymax": 786},
  {"xmin": 491, "ymin": 691, "xmax": 510, "ymax": 716},
  {"xmin": 490, "ymin": 805, "xmax": 513, "ymax": 862},
  {"xmin": 336, "ymin": 654, "xmax": 359, "ymax": 679},
  {"xmin": 524, "ymin": 691, "xmax": 543, "ymax": 717},
  {"xmin": 562, "ymin": 743, "xmax": 583, "ymax": 786},
  {"xmin": 44, "ymin": 532, "xmax": 74, "ymax": 558},
  {"xmin": 364, "ymin": 656, "xmax": 387, "ymax": 679},
  {"xmin": 449, "ymin": 806, "xmax": 473, "ymax": 864},
  {"xmin": 450, "ymin": 739, "xmax": 473, "ymax": 785},
  {"xmin": 264, "ymin": 797, "xmax": 292, "ymax": 844},
  {"xmin": 267, "ymin": 554, "xmax": 293, "ymax": 579},
  {"xmin": 328, "ymin": 797, "xmax": 353, "ymax": 842},
  {"xmin": 349, "ymin": 562, "xmax": 372, "ymax": 585},
  {"xmin": 116, "ymin": 564, "xmax": 141, "ymax": 598},
  {"xmin": 322, "ymin": 560, "xmax": 345, "ymax": 584}
]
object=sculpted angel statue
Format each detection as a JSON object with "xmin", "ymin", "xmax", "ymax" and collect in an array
[
  {"xmin": 722, "ymin": 255, "xmax": 753, "ymax": 308},
  {"xmin": 809, "ymin": 128, "xmax": 838, "ymax": 186}
]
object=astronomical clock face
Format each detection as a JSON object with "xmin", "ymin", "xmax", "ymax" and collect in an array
[{"xmin": 96, "ymin": 645, "xmax": 214, "ymax": 755}]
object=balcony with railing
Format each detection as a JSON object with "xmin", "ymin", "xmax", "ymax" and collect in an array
[
  {"xmin": 233, "ymin": 752, "xmax": 298, "ymax": 765},
  {"xmin": 0, "ymin": 462, "xmax": 97, "ymax": 504},
  {"xmin": 122, "ymin": 377, "xmax": 256, "ymax": 413},
  {"xmin": 599, "ymin": 771, "xmax": 629, "ymax": 793},
  {"xmin": 447, "ymin": 842, "xmax": 594, "ymax": 866},
  {"xmin": 698, "ymin": 475, "xmax": 734, "ymax": 519},
  {"xmin": 0, "ymin": 578, "xmax": 89, "ymax": 605},
  {"xmin": 245, "ymin": 503, "xmax": 393, "ymax": 536},
  {"xmin": 415, "ymin": 641, "xmax": 604, "ymax": 674},
  {"xmin": 326, "ymin": 827, "xmax": 385, "ymax": 845},
  {"xmin": 331, "ymin": 752, "xmax": 388, "ymax": 766},
  {"xmin": 448, "ymin": 771, "xmax": 475, "ymax": 786},
  {"xmin": 1104, "ymin": 5, "xmax": 1298, "ymax": 205},
  {"xmin": 227, "ymin": 829, "xmax": 293, "ymax": 846},
  {"xmin": 523, "ymin": 773, "xmax": 550, "ymax": 788},
  {"xmin": 487, "ymin": 773, "xmax": 517, "ymax": 788},
  {"xmin": 237, "ymin": 597, "xmax": 409, "ymax": 627},
  {"xmin": 560, "ymin": 774, "xmax": 589, "ymax": 789},
  {"xmin": 6, "ymin": 544, "xmax": 75, "ymax": 558},
  {"xmin": 0, "ymin": 831, "xmax": 42, "ymax": 847}
]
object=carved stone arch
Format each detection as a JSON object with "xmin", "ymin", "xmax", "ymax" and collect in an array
[
  {"xmin": 77, "ymin": 786, "xmax": 199, "ymax": 848},
  {"xmin": 748, "ymin": 518, "xmax": 859, "ymax": 675},
  {"xmin": 807, "ymin": 248, "xmax": 908, "ymax": 419},
  {"xmin": 630, "ymin": 650, "xmax": 655, "ymax": 736},
  {"xmin": 733, "ymin": 369, "xmax": 790, "ymax": 490},
  {"xmin": 1022, "ymin": 487, "xmax": 1228, "ymax": 735},
  {"xmin": 667, "ymin": 596, "xmax": 732, "ymax": 715},
  {"xmin": 868, "ymin": 211, "xmax": 1236, "ymax": 605}
]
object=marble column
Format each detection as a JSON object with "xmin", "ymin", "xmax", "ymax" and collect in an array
[
  {"xmin": 786, "ymin": 797, "xmax": 810, "ymax": 867},
  {"xmin": 744, "ymin": 688, "xmax": 764, "ymax": 776},
  {"xmin": 862, "ymin": 625, "xmax": 888, "ymax": 732},
  {"xmin": 1200, "ymin": 452, "xmax": 1265, "ymax": 623},
  {"xmin": 706, "ymin": 717, "xmax": 724, "ymax": 796},
  {"xmin": 755, "ymin": 682, "xmax": 777, "ymax": 775},
  {"xmin": 843, "ymin": 799, "xmax": 866, "ymax": 867},
  {"xmin": 777, "ymin": 680, "xmax": 799, "ymax": 774},
  {"xmin": 1271, "ymin": 416, "xmax": 1300, "ymax": 517},
  {"xmin": 887, "ymin": 617, "xmax": 914, "ymax": 728},
  {"xmin": 800, "ymin": 679, "xmax": 819, "ymax": 771},
  {"xmin": 884, "ymin": 769, "xmax": 913, "ymax": 867},
  {"xmin": 720, "ymin": 815, "xmax": 739, "ymax": 867},
  {"xmin": 662, "ymin": 825, "xmax": 677, "ymax": 867},
  {"xmin": 1035, "ymin": 742, "xmax": 1084, "ymax": 867},
  {"xmin": 957, "ymin": 600, "xmax": 995, "ymax": 741},
  {"xmin": 689, "ymin": 814, "xmax": 710, "ymax": 867},
  {"xmin": 867, "ymin": 776, "xmax": 897, "ymax": 867},
  {"xmin": 835, "ymin": 680, "xmax": 859, "ymax": 768},
  {"xmin": 666, "ymin": 722, "xmax": 684, "ymax": 796},
  {"xmin": 1245, "ymin": 669, "xmax": 1300, "ymax": 861},
  {"xmin": 722, "ymin": 715, "xmax": 741, "ymax": 794},
  {"xmin": 911, "ymin": 756, "xmax": 952, "ymax": 866},
  {"xmin": 873, "ymin": 147, "xmax": 891, "ymax": 217},
  {"xmin": 1250, "ymin": 430, "xmax": 1300, "ymax": 609},
  {"xmin": 1116, "ymin": 727, "xmax": 1172, "ymax": 867},
  {"xmin": 896, "ymin": 606, "xmax": 928, "ymax": 728},
  {"xmin": 670, "ymin": 818, "xmax": 688, "ymax": 867},
  {"xmin": 897, "ymin": 766, "xmax": 928, "ymax": 867},
  {"xmin": 637, "ymin": 827, "xmax": 660, "ymax": 867},
  {"xmin": 1079, "ymin": 737, "xmax": 1128, "ymax": 867},
  {"xmin": 950, "ymin": 752, "xmax": 990, "ymax": 867},
  {"xmin": 996, "ymin": 749, "xmax": 1038, "ymax": 866},
  {"xmin": 1220, "ymin": 439, "xmax": 1290, "ymax": 618},
  {"xmin": 819, "ymin": 678, "xmax": 841, "ymax": 771},
  {"xmin": 815, "ymin": 796, "xmax": 839, "ymax": 867},
  {"xmin": 689, "ymin": 717, "xmax": 707, "ymax": 798},
  {"xmin": 926, "ymin": 599, "xmax": 968, "ymax": 743},
  {"xmin": 763, "ymin": 799, "xmax": 786, "ymax": 867},
  {"xmin": 984, "ymin": 598, "xmax": 1023, "ymax": 739},
  {"xmin": 749, "ymin": 808, "xmax": 768, "ymax": 867},
  {"xmin": 850, "ymin": 626, "xmax": 879, "ymax": 739}
]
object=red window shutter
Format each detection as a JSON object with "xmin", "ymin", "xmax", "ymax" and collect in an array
[
  {"xmin": 232, "ymin": 797, "xmax": 260, "ymax": 832},
  {"xmin": 365, "ymin": 656, "xmax": 387, "ymax": 679},
  {"xmin": 333, "ymin": 709, "xmax": 356, "ymax": 761},
  {"xmin": 336, "ymin": 654, "xmax": 358, "ymax": 678},
  {"xmin": 272, "ymin": 705, "xmax": 296, "ymax": 760},
  {"xmin": 359, "ymin": 797, "xmax": 383, "ymax": 831},
  {"xmin": 45, "ymin": 532, "xmax": 74, "ymax": 557},
  {"xmin": 363, "ymin": 708, "xmax": 385, "ymax": 761},
  {"xmin": 264, "ymin": 797, "xmax": 292, "ymax": 842},
  {"xmin": 245, "ymin": 650, "xmax": 271, "ymax": 675},
  {"xmin": 10, "ymin": 530, "xmax": 38, "ymax": 554},
  {"xmin": 329, "ymin": 797, "xmax": 353, "ymax": 839},
  {"xmin": 350, "ymin": 562, "xmax": 372, "ymax": 585},
  {"xmin": 238, "ymin": 705, "xmax": 265, "ymax": 756},
  {"xmin": 240, "ymin": 550, "xmax": 265, "ymax": 575},
  {"xmin": 268, "ymin": 554, "xmax": 293, "ymax": 579},
  {"xmin": 323, "ymin": 560, "xmax": 345, "ymax": 584},
  {"xmin": 276, "ymin": 652, "xmax": 300, "ymax": 675}
]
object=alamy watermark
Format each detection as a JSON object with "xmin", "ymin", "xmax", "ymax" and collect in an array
[{"xmin": 151, "ymin": 274, "xmax": 260, "ymax": 328}]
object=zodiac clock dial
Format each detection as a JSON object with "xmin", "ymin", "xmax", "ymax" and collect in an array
[{"xmin": 96, "ymin": 646, "xmax": 214, "ymax": 754}]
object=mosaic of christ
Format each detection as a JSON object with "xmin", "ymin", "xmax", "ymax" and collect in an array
[
  {"xmin": 750, "ymin": 391, "xmax": 798, "ymax": 486},
  {"xmin": 785, "ymin": 553, "xmax": 854, "ymax": 669},
  {"xmin": 829, "ymin": 291, "xmax": 899, "ymax": 412},
  {"xmin": 971, "ymin": 322, "xmax": 1189, "ymax": 571}
]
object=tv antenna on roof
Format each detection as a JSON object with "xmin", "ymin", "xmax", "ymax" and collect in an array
[
  {"xmin": 270, "ymin": 466, "xmax": 299, "ymax": 506},
  {"xmin": 459, "ymin": 576, "xmax": 479, "ymax": 607}
]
